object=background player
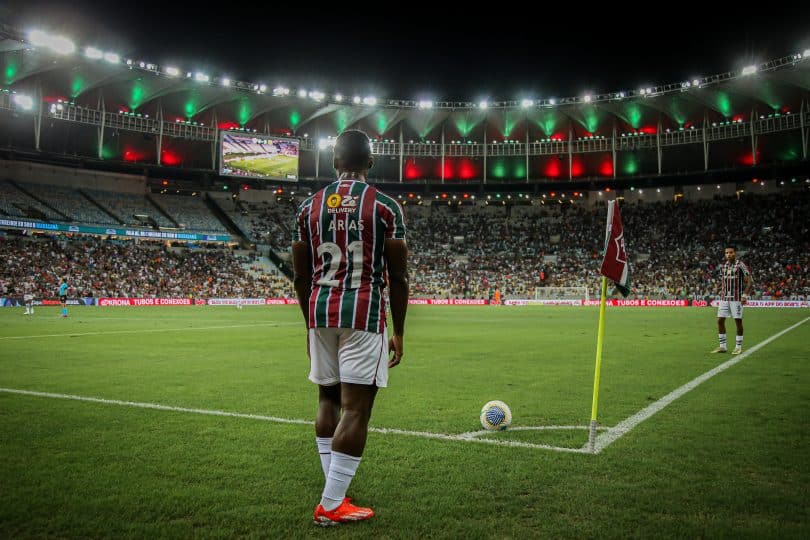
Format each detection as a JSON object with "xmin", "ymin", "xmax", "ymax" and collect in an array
[{"xmin": 712, "ymin": 246, "xmax": 753, "ymax": 355}]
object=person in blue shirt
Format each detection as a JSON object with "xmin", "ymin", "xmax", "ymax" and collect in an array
[{"xmin": 59, "ymin": 278, "xmax": 69, "ymax": 318}]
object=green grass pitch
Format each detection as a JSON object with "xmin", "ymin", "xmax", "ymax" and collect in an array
[
  {"xmin": 226, "ymin": 155, "xmax": 298, "ymax": 179},
  {"xmin": 1, "ymin": 305, "xmax": 808, "ymax": 538}
]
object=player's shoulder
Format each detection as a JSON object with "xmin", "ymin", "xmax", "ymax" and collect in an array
[
  {"xmin": 372, "ymin": 188, "xmax": 402, "ymax": 211},
  {"xmin": 295, "ymin": 193, "xmax": 317, "ymax": 215}
]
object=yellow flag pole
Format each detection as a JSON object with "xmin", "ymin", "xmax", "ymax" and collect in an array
[{"xmin": 589, "ymin": 276, "xmax": 608, "ymax": 452}]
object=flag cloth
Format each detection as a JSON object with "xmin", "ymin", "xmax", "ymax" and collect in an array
[{"xmin": 599, "ymin": 200, "xmax": 630, "ymax": 297}]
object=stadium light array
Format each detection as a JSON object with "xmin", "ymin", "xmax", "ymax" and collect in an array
[
  {"xmin": 742, "ymin": 65, "xmax": 757, "ymax": 76},
  {"xmin": 298, "ymin": 89, "xmax": 307, "ymax": 98},
  {"xmin": 104, "ymin": 52, "xmax": 119, "ymax": 64},
  {"xmin": 165, "ymin": 67, "xmax": 180, "ymax": 77},
  {"xmin": 318, "ymin": 138, "xmax": 336, "ymax": 150},
  {"xmin": 363, "ymin": 96, "xmax": 377, "ymax": 106},
  {"xmin": 273, "ymin": 87, "xmax": 290, "ymax": 96},
  {"xmin": 335, "ymin": 94, "xmax": 343, "ymax": 102},
  {"xmin": 84, "ymin": 46, "xmax": 103, "ymax": 59},
  {"xmin": 549, "ymin": 98, "xmax": 556, "ymax": 105},
  {"xmin": 28, "ymin": 30, "xmax": 75, "ymax": 55},
  {"xmin": 479, "ymin": 100, "xmax": 488, "ymax": 109},
  {"xmin": 310, "ymin": 90, "xmax": 325, "ymax": 101},
  {"xmin": 221, "ymin": 78, "xmax": 231, "ymax": 86},
  {"xmin": 353, "ymin": 96, "xmax": 362, "ymax": 104},
  {"xmin": 803, "ymin": 49, "xmax": 810, "ymax": 58},
  {"xmin": 195, "ymin": 73, "xmax": 210, "ymax": 83},
  {"xmin": 13, "ymin": 94, "xmax": 34, "ymax": 111},
  {"xmin": 418, "ymin": 100, "xmax": 433, "ymax": 110},
  {"xmin": 521, "ymin": 99, "xmax": 533, "ymax": 108},
  {"xmin": 584, "ymin": 95, "xmax": 592, "ymax": 103},
  {"xmin": 258, "ymin": 84, "xmax": 267, "ymax": 93}
]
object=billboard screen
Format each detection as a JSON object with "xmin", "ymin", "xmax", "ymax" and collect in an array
[{"xmin": 220, "ymin": 132, "xmax": 299, "ymax": 181}]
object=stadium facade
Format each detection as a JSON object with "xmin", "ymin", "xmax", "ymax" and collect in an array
[{"xmin": 0, "ymin": 26, "xmax": 808, "ymax": 196}]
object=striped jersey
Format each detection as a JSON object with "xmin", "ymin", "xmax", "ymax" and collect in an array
[
  {"xmin": 293, "ymin": 180, "xmax": 406, "ymax": 333},
  {"xmin": 719, "ymin": 259, "xmax": 751, "ymax": 301}
]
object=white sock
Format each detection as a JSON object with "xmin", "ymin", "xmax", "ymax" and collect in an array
[
  {"xmin": 320, "ymin": 451, "xmax": 361, "ymax": 511},
  {"xmin": 316, "ymin": 437, "xmax": 332, "ymax": 479},
  {"xmin": 736, "ymin": 335, "xmax": 743, "ymax": 348},
  {"xmin": 718, "ymin": 334, "xmax": 727, "ymax": 349}
]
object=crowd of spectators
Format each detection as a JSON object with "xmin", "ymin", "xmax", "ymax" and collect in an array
[
  {"xmin": 1, "ymin": 190, "xmax": 807, "ymax": 302},
  {"xmin": 0, "ymin": 235, "xmax": 293, "ymax": 300}
]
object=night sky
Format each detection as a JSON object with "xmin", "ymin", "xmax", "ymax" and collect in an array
[{"xmin": 2, "ymin": 1, "xmax": 809, "ymax": 102}]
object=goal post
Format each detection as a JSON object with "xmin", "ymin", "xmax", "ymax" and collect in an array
[{"xmin": 534, "ymin": 286, "xmax": 590, "ymax": 302}]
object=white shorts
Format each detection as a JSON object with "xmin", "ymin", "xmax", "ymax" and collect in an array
[
  {"xmin": 24, "ymin": 294, "xmax": 33, "ymax": 302},
  {"xmin": 308, "ymin": 327, "xmax": 389, "ymax": 388},
  {"xmin": 717, "ymin": 300, "xmax": 743, "ymax": 319}
]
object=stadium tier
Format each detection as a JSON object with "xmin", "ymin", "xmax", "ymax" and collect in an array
[
  {"xmin": 0, "ymin": 31, "xmax": 808, "ymax": 184},
  {"xmin": 1, "ymin": 184, "xmax": 807, "ymax": 301},
  {"xmin": 150, "ymin": 193, "xmax": 227, "ymax": 234},
  {"xmin": 0, "ymin": 236, "xmax": 293, "ymax": 300}
]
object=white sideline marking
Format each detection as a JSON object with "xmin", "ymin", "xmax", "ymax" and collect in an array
[
  {"xmin": 591, "ymin": 316, "xmax": 810, "ymax": 454},
  {"xmin": 0, "ymin": 388, "xmax": 589, "ymax": 454},
  {"xmin": 459, "ymin": 425, "xmax": 607, "ymax": 439},
  {"xmin": 0, "ymin": 322, "xmax": 297, "ymax": 340}
]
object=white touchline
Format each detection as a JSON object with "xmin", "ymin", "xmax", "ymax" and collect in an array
[
  {"xmin": 0, "ymin": 322, "xmax": 298, "ymax": 340},
  {"xmin": 0, "ymin": 388, "xmax": 589, "ymax": 454},
  {"xmin": 591, "ymin": 316, "xmax": 810, "ymax": 454}
]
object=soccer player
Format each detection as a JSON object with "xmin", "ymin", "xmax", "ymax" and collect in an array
[
  {"xmin": 23, "ymin": 284, "xmax": 34, "ymax": 315},
  {"xmin": 59, "ymin": 277, "xmax": 69, "ymax": 318},
  {"xmin": 292, "ymin": 129, "xmax": 408, "ymax": 526},
  {"xmin": 712, "ymin": 246, "xmax": 753, "ymax": 355}
]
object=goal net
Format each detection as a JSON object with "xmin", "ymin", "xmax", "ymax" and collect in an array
[{"xmin": 534, "ymin": 286, "xmax": 590, "ymax": 302}]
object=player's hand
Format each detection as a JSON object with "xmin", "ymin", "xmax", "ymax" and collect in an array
[
  {"xmin": 388, "ymin": 334, "xmax": 404, "ymax": 368},
  {"xmin": 741, "ymin": 295, "xmax": 748, "ymax": 305}
]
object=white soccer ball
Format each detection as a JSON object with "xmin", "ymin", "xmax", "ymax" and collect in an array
[{"xmin": 480, "ymin": 400, "xmax": 512, "ymax": 431}]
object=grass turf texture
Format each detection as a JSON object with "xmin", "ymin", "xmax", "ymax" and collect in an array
[
  {"xmin": 225, "ymin": 155, "xmax": 297, "ymax": 179},
  {"xmin": 1, "ymin": 306, "xmax": 808, "ymax": 538}
]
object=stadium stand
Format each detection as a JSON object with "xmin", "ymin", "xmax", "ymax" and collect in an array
[
  {"xmin": 151, "ymin": 194, "xmax": 227, "ymax": 233},
  {"xmin": 84, "ymin": 190, "xmax": 174, "ymax": 228},
  {"xmin": 16, "ymin": 182, "xmax": 120, "ymax": 225},
  {"xmin": 0, "ymin": 190, "xmax": 806, "ymax": 302},
  {"xmin": 0, "ymin": 235, "xmax": 293, "ymax": 299},
  {"xmin": 0, "ymin": 181, "xmax": 65, "ymax": 221}
]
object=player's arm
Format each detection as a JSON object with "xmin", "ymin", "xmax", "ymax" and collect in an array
[
  {"xmin": 742, "ymin": 275, "xmax": 754, "ymax": 303},
  {"xmin": 741, "ymin": 263, "xmax": 754, "ymax": 303},
  {"xmin": 291, "ymin": 241, "xmax": 312, "ymax": 324},
  {"xmin": 384, "ymin": 239, "xmax": 409, "ymax": 368}
]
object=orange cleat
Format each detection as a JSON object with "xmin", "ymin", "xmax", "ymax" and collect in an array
[{"xmin": 313, "ymin": 498, "xmax": 374, "ymax": 526}]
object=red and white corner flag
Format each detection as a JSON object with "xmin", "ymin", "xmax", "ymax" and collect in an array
[{"xmin": 599, "ymin": 200, "xmax": 630, "ymax": 297}]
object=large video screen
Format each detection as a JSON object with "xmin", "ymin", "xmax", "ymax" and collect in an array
[{"xmin": 219, "ymin": 132, "xmax": 299, "ymax": 181}]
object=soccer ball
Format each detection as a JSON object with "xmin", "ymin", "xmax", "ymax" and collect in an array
[{"xmin": 480, "ymin": 400, "xmax": 512, "ymax": 431}]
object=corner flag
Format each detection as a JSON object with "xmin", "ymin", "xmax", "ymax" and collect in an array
[
  {"xmin": 599, "ymin": 200, "xmax": 630, "ymax": 297},
  {"xmin": 589, "ymin": 199, "xmax": 631, "ymax": 452}
]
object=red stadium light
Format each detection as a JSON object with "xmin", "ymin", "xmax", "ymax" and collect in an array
[
  {"xmin": 408, "ymin": 193, "xmax": 414, "ymax": 199},
  {"xmin": 605, "ymin": 187, "xmax": 612, "ymax": 192},
  {"xmin": 441, "ymin": 193, "xmax": 447, "ymax": 199},
  {"xmin": 550, "ymin": 192, "xmax": 556, "ymax": 197},
  {"xmin": 161, "ymin": 180, "xmax": 168, "ymax": 186},
  {"xmin": 242, "ymin": 184, "xmax": 249, "ymax": 191},
  {"xmin": 463, "ymin": 193, "xmax": 469, "ymax": 199}
]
